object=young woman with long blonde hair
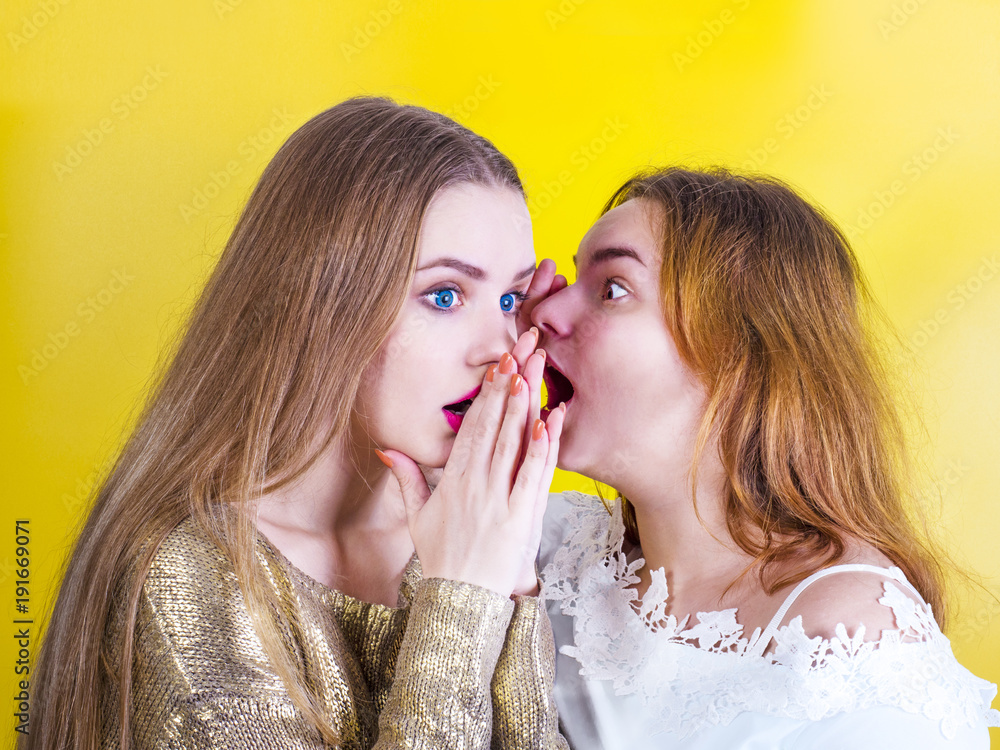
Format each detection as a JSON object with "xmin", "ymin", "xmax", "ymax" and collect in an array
[
  {"xmin": 26, "ymin": 97, "xmax": 568, "ymax": 749},
  {"xmin": 535, "ymin": 167, "xmax": 998, "ymax": 748}
]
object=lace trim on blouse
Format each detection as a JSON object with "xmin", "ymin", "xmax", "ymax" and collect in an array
[{"xmin": 540, "ymin": 492, "xmax": 1000, "ymax": 739}]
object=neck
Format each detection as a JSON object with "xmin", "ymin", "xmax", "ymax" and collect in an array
[
  {"xmin": 254, "ymin": 424, "xmax": 423, "ymax": 551},
  {"xmin": 254, "ymin": 430, "xmax": 418, "ymax": 603},
  {"xmin": 618, "ymin": 461, "xmax": 753, "ymax": 604}
]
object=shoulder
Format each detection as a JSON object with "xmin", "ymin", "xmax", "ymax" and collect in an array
[
  {"xmin": 761, "ymin": 556, "xmax": 1000, "ymax": 737},
  {"xmin": 134, "ymin": 518, "xmax": 283, "ymax": 695},
  {"xmin": 143, "ymin": 517, "xmax": 248, "ymax": 621},
  {"xmin": 764, "ymin": 542, "xmax": 938, "ymax": 645},
  {"xmin": 103, "ymin": 519, "xmax": 294, "ymax": 742},
  {"xmin": 781, "ymin": 568, "xmax": 921, "ymax": 643}
]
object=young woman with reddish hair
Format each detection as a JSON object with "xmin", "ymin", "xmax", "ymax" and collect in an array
[{"xmin": 535, "ymin": 168, "xmax": 998, "ymax": 748}]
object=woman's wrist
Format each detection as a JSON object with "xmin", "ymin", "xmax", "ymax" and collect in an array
[
  {"xmin": 512, "ymin": 583, "xmax": 540, "ymax": 598},
  {"xmin": 511, "ymin": 569, "xmax": 540, "ymax": 598}
]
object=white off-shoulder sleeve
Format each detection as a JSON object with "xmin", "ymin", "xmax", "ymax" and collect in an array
[
  {"xmin": 540, "ymin": 491, "xmax": 999, "ymax": 748},
  {"xmin": 786, "ymin": 704, "xmax": 990, "ymax": 749}
]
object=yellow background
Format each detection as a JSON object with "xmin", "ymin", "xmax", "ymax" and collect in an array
[{"xmin": 2, "ymin": 0, "xmax": 998, "ymax": 744}]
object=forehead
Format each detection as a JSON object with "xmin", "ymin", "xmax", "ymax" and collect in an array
[
  {"xmin": 577, "ymin": 198, "xmax": 660, "ymax": 268},
  {"xmin": 417, "ymin": 182, "xmax": 534, "ymax": 267}
]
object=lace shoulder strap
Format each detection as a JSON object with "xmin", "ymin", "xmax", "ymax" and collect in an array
[{"xmin": 746, "ymin": 564, "xmax": 918, "ymax": 658}]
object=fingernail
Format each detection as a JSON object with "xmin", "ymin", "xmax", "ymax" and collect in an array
[
  {"xmin": 375, "ymin": 449, "xmax": 393, "ymax": 468},
  {"xmin": 499, "ymin": 352, "xmax": 515, "ymax": 375},
  {"xmin": 532, "ymin": 419, "xmax": 545, "ymax": 441},
  {"xmin": 529, "ymin": 326, "xmax": 539, "ymax": 341},
  {"xmin": 535, "ymin": 348, "xmax": 546, "ymax": 361},
  {"xmin": 486, "ymin": 364, "xmax": 497, "ymax": 383},
  {"xmin": 510, "ymin": 373, "xmax": 523, "ymax": 396}
]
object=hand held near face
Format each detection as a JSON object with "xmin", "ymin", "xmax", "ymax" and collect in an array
[
  {"xmin": 516, "ymin": 258, "xmax": 567, "ymax": 339},
  {"xmin": 378, "ymin": 329, "xmax": 565, "ymax": 598}
]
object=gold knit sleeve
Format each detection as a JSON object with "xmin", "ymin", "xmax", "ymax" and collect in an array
[
  {"xmin": 150, "ymin": 694, "xmax": 327, "ymax": 750},
  {"xmin": 373, "ymin": 578, "xmax": 515, "ymax": 749},
  {"xmin": 105, "ymin": 524, "xmax": 333, "ymax": 750},
  {"xmin": 490, "ymin": 594, "xmax": 569, "ymax": 749}
]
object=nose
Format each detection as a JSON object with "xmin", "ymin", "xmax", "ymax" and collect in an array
[
  {"xmin": 468, "ymin": 306, "xmax": 518, "ymax": 368},
  {"xmin": 530, "ymin": 282, "xmax": 574, "ymax": 342}
]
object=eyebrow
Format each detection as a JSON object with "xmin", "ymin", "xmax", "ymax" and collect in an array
[
  {"xmin": 416, "ymin": 257, "xmax": 537, "ymax": 283},
  {"xmin": 572, "ymin": 246, "xmax": 645, "ymax": 270}
]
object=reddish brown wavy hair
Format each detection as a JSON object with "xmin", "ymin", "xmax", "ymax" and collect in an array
[{"xmin": 606, "ymin": 167, "xmax": 946, "ymax": 622}]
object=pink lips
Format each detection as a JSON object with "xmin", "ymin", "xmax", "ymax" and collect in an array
[
  {"xmin": 444, "ymin": 411, "xmax": 463, "ymax": 433},
  {"xmin": 443, "ymin": 385, "xmax": 481, "ymax": 433}
]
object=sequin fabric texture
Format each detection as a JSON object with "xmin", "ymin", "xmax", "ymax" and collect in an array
[{"xmin": 100, "ymin": 517, "xmax": 567, "ymax": 749}]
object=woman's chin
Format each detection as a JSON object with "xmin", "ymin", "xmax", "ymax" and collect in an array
[
  {"xmin": 556, "ymin": 438, "xmax": 621, "ymax": 487},
  {"xmin": 422, "ymin": 436, "xmax": 455, "ymax": 471},
  {"xmin": 380, "ymin": 433, "xmax": 451, "ymax": 472},
  {"xmin": 553, "ymin": 432, "xmax": 587, "ymax": 474}
]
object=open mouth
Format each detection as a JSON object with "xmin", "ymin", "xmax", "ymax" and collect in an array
[
  {"xmin": 443, "ymin": 397, "xmax": 474, "ymax": 418},
  {"xmin": 442, "ymin": 385, "xmax": 481, "ymax": 432},
  {"xmin": 542, "ymin": 360, "xmax": 575, "ymax": 414}
]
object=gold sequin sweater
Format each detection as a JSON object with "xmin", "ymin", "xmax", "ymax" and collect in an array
[{"xmin": 101, "ymin": 517, "xmax": 567, "ymax": 749}]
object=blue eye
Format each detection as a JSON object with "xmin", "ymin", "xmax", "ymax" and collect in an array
[
  {"xmin": 431, "ymin": 289, "xmax": 456, "ymax": 308},
  {"xmin": 500, "ymin": 290, "xmax": 528, "ymax": 314}
]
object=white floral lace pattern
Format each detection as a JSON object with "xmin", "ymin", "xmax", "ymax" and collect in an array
[{"xmin": 540, "ymin": 492, "xmax": 1000, "ymax": 740}]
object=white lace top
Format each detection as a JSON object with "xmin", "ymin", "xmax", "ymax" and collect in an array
[{"xmin": 539, "ymin": 492, "xmax": 999, "ymax": 749}]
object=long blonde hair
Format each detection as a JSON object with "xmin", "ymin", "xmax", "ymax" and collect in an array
[
  {"xmin": 27, "ymin": 97, "xmax": 523, "ymax": 750},
  {"xmin": 604, "ymin": 167, "xmax": 947, "ymax": 621}
]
